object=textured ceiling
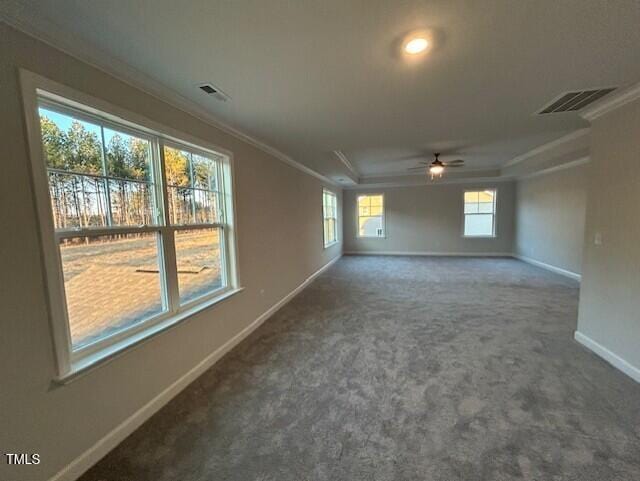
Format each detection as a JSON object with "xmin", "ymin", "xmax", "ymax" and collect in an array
[{"xmin": 4, "ymin": 0, "xmax": 640, "ymax": 181}]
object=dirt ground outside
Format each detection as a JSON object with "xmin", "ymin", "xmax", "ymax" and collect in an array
[{"xmin": 60, "ymin": 229, "xmax": 222, "ymax": 348}]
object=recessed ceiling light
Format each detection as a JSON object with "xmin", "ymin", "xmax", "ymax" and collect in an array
[
  {"xmin": 404, "ymin": 37, "xmax": 429, "ymax": 55},
  {"xmin": 400, "ymin": 29, "xmax": 434, "ymax": 58}
]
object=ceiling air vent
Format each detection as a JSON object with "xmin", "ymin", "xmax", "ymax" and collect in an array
[
  {"xmin": 197, "ymin": 83, "xmax": 230, "ymax": 102},
  {"xmin": 537, "ymin": 88, "xmax": 616, "ymax": 114}
]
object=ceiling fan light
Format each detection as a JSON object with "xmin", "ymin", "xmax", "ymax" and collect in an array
[{"xmin": 429, "ymin": 165, "xmax": 444, "ymax": 175}]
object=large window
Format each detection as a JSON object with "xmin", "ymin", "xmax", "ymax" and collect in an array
[
  {"xmin": 29, "ymin": 87, "xmax": 238, "ymax": 376},
  {"xmin": 357, "ymin": 194, "xmax": 384, "ymax": 237},
  {"xmin": 464, "ymin": 189, "xmax": 497, "ymax": 237},
  {"xmin": 322, "ymin": 189, "xmax": 338, "ymax": 247}
]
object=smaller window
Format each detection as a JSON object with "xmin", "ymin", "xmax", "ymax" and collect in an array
[
  {"xmin": 464, "ymin": 189, "xmax": 497, "ymax": 237},
  {"xmin": 357, "ymin": 194, "xmax": 385, "ymax": 238},
  {"xmin": 322, "ymin": 189, "xmax": 338, "ymax": 247}
]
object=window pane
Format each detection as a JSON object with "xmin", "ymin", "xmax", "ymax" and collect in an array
[
  {"xmin": 40, "ymin": 108, "xmax": 108, "ymax": 229},
  {"xmin": 478, "ymin": 201, "xmax": 494, "ymax": 214},
  {"xmin": 357, "ymin": 196, "xmax": 370, "ymax": 208},
  {"xmin": 330, "ymin": 194, "xmax": 336, "ymax": 207},
  {"xmin": 175, "ymin": 228, "xmax": 224, "ymax": 304},
  {"xmin": 168, "ymin": 186, "xmax": 195, "ymax": 224},
  {"xmin": 163, "ymin": 146, "xmax": 191, "ymax": 187},
  {"xmin": 357, "ymin": 195, "xmax": 384, "ymax": 237},
  {"xmin": 370, "ymin": 195, "xmax": 383, "ymax": 207},
  {"xmin": 165, "ymin": 146, "xmax": 220, "ymax": 225},
  {"xmin": 478, "ymin": 190, "xmax": 495, "ymax": 213},
  {"xmin": 39, "ymin": 107, "xmax": 103, "ymax": 175},
  {"xmin": 464, "ymin": 191, "xmax": 479, "ymax": 204},
  {"xmin": 60, "ymin": 233, "xmax": 165, "ymax": 349},
  {"xmin": 324, "ymin": 220, "xmax": 329, "ymax": 244},
  {"xmin": 464, "ymin": 202, "xmax": 479, "ymax": 214},
  {"xmin": 193, "ymin": 189, "xmax": 221, "ymax": 223},
  {"xmin": 108, "ymin": 179, "xmax": 155, "ymax": 226},
  {"xmin": 323, "ymin": 190, "xmax": 336, "ymax": 226},
  {"xmin": 40, "ymin": 107, "xmax": 159, "ymax": 229},
  {"xmin": 359, "ymin": 216, "xmax": 383, "ymax": 237},
  {"xmin": 48, "ymin": 171, "xmax": 109, "ymax": 229},
  {"xmin": 478, "ymin": 190, "xmax": 495, "ymax": 203},
  {"xmin": 192, "ymin": 153, "xmax": 219, "ymax": 190},
  {"xmin": 104, "ymin": 128, "xmax": 152, "ymax": 182},
  {"xmin": 324, "ymin": 218, "xmax": 336, "ymax": 245},
  {"xmin": 465, "ymin": 214, "xmax": 494, "ymax": 236}
]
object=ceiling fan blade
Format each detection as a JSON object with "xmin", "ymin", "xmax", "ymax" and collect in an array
[
  {"xmin": 444, "ymin": 163, "xmax": 464, "ymax": 168},
  {"xmin": 444, "ymin": 159, "xmax": 465, "ymax": 164}
]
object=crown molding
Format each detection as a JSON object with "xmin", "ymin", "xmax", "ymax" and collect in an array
[
  {"xmin": 359, "ymin": 166, "xmax": 501, "ymax": 180},
  {"xmin": 360, "ymin": 165, "xmax": 500, "ymax": 182},
  {"xmin": 515, "ymin": 156, "xmax": 590, "ymax": 181},
  {"xmin": 503, "ymin": 128, "xmax": 590, "ymax": 168},
  {"xmin": 0, "ymin": 11, "xmax": 338, "ymax": 186},
  {"xmin": 349, "ymin": 166, "xmax": 508, "ymax": 189},
  {"xmin": 344, "ymin": 174, "xmax": 514, "ymax": 190},
  {"xmin": 580, "ymin": 81, "xmax": 640, "ymax": 121},
  {"xmin": 333, "ymin": 150, "xmax": 359, "ymax": 180}
]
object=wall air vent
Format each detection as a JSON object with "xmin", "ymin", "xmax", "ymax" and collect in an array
[
  {"xmin": 197, "ymin": 83, "xmax": 230, "ymax": 102},
  {"xmin": 537, "ymin": 88, "xmax": 616, "ymax": 114}
]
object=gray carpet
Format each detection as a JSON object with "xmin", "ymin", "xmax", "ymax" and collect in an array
[{"xmin": 80, "ymin": 256, "xmax": 640, "ymax": 481}]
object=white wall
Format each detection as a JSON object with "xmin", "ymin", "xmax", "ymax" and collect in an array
[
  {"xmin": 576, "ymin": 95, "xmax": 640, "ymax": 382},
  {"xmin": 0, "ymin": 23, "xmax": 342, "ymax": 481},
  {"xmin": 343, "ymin": 182, "xmax": 515, "ymax": 255},
  {"xmin": 515, "ymin": 163, "xmax": 588, "ymax": 275}
]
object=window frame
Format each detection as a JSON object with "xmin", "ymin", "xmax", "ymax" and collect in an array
[
  {"xmin": 356, "ymin": 193, "xmax": 386, "ymax": 239},
  {"xmin": 20, "ymin": 70, "xmax": 242, "ymax": 381},
  {"xmin": 462, "ymin": 188, "xmax": 498, "ymax": 238},
  {"xmin": 322, "ymin": 188, "xmax": 338, "ymax": 248}
]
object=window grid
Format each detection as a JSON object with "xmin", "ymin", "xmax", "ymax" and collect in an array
[
  {"xmin": 357, "ymin": 194, "xmax": 384, "ymax": 238},
  {"xmin": 323, "ymin": 189, "xmax": 338, "ymax": 247},
  {"xmin": 463, "ymin": 189, "xmax": 497, "ymax": 237},
  {"xmin": 37, "ymin": 97, "xmax": 235, "ymax": 361},
  {"xmin": 164, "ymin": 150, "xmax": 223, "ymax": 225}
]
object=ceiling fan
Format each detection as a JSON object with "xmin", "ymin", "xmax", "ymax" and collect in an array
[{"xmin": 408, "ymin": 152, "xmax": 465, "ymax": 179}]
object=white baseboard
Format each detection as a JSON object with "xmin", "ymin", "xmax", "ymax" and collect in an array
[
  {"xmin": 514, "ymin": 255, "xmax": 581, "ymax": 281},
  {"xmin": 49, "ymin": 254, "xmax": 342, "ymax": 481},
  {"xmin": 574, "ymin": 331, "xmax": 640, "ymax": 384},
  {"xmin": 344, "ymin": 251, "xmax": 513, "ymax": 257}
]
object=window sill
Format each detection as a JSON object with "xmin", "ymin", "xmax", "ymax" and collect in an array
[
  {"xmin": 324, "ymin": 240, "xmax": 339, "ymax": 249},
  {"xmin": 54, "ymin": 287, "xmax": 244, "ymax": 385},
  {"xmin": 463, "ymin": 235, "xmax": 497, "ymax": 239},
  {"xmin": 357, "ymin": 236, "xmax": 386, "ymax": 239}
]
